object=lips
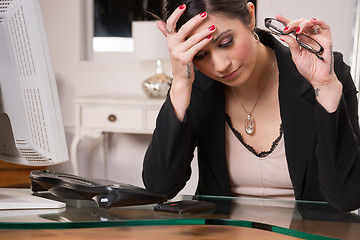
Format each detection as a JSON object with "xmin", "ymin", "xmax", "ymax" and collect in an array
[{"xmin": 221, "ymin": 67, "xmax": 240, "ymax": 80}]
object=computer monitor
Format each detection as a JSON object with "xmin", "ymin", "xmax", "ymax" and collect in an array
[{"xmin": 0, "ymin": 0, "xmax": 69, "ymax": 209}]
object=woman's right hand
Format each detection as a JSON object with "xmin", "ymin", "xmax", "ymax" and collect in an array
[
  {"xmin": 157, "ymin": 4, "xmax": 215, "ymax": 84},
  {"xmin": 156, "ymin": 4, "xmax": 216, "ymax": 120}
]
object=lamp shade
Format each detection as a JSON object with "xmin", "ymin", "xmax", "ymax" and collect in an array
[{"xmin": 132, "ymin": 21, "xmax": 170, "ymax": 60}]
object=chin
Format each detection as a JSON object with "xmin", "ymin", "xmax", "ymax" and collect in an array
[{"xmin": 221, "ymin": 76, "xmax": 247, "ymax": 87}]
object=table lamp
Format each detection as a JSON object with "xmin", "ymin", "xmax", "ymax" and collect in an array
[{"xmin": 132, "ymin": 21, "xmax": 172, "ymax": 98}]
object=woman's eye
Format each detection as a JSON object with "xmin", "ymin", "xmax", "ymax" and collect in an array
[
  {"xmin": 219, "ymin": 37, "xmax": 233, "ymax": 48},
  {"xmin": 194, "ymin": 52, "xmax": 208, "ymax": 61}
]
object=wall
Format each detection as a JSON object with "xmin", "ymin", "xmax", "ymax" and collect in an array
[{"xmin": 39, "ymin": 0, "xmax": 357, "ymax": 195}]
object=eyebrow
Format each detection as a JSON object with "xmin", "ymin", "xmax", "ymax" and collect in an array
[{"xmin": 213, "ymin": 30, "xmax": 231, "ymax": 43}]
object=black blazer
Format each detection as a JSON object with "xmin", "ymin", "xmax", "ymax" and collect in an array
[{"xmin": 143, "ymin": 31, "xmax": 360, "ymax": 212}]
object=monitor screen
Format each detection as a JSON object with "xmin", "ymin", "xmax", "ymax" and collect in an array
[{"xmin": 0, "ymin": 0, "xmax": 69, "ymax": 166}]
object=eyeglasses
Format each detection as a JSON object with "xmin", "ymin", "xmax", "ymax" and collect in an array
[{"xmin": 264, "ymin": 18, "xmax": 324, "ymax": 60}]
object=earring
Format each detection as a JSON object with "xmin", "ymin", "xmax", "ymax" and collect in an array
[{"xmin": 253, "ymin": 30, "xmax": 260, "ymax": 43}]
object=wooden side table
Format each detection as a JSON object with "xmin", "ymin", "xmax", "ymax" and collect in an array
[
  {"xmin": 70, "ymin": 95, "xmax": 164, "ymax": 176},
  {"xmin": 0, "ymin": 161, "xmax": 46, "ymax": 187}
]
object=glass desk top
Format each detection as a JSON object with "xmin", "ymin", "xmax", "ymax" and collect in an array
[{"xmin": 0, "ymin": 189, "xmax": 359, "ymax": 240}]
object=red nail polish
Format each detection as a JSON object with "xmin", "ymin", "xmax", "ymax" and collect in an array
[
  {"xmin": 284, "ymin": 26, "xmax": 289, "ymax": 31},
  {"xmin": 200, "ymin": 12, "xmax": 207, "ymax": 17},
  {"xmin": 296, "ymin": 27, "xmax": 301, "ymax": 33},
  {"xmin": 179, "ymin": 4, "xmax": 185, "ymax": 10},
  {"xmin": 312, "ymin": 18, "xmax": 317, "ymax": 21},
  {"xmin": 207, "ymin": 35, "xmax": 212, "ymax": 39},
  {"xmin": 208, "ymin": 25, "xmax": 215, "ymax": 31}
]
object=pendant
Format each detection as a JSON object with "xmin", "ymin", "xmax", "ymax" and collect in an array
[{"xmin": 244, "ymin": 114, "xmax": 255, "ymax": 135}]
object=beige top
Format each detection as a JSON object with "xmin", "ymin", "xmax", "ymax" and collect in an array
[{"xmin": 225, "ymin": 122, "xmax": 295, "ymax": 200}]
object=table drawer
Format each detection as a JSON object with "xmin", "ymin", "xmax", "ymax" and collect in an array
[{"xmin": 81, "ymin": 107, "xmax": 143, "ymax": 130}]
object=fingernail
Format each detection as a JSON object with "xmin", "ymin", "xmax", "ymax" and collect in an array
[
  {"xmin": 296, "ymin": 27, "xmax": 301, "ymax": 33},
  {"xmin": 179, "ymin": 4, "xmax": 185, "ymax": 10},
  {"xmin": 207, "ymin": 35, "xmax": 212, "ymax": 39},
  {"xmin": 208, "ymin": 25, "xmax": 215, "ymax": 31},
  {"xmin": 200, "ymin": 12, "xmax": 207, "ymax": 17},
  {"xmin": 284, "ymin": 26, "xmax": 289, "ymax": 31},
  {"xmin": 312, "ymin": 18, "xmax": 317, "ymax": 21}
]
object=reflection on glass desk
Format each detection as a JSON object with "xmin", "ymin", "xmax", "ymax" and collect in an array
[{"xmin": 0, "ymin": 191, "xmax": 360, "ymax": 240}]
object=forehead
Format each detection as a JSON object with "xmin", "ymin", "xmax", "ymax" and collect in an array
[{"xmin": 189, "ymin": 13, "xmax": 248, "ymax": 37}]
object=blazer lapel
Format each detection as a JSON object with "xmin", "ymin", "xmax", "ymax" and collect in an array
[
  {"xmin": 276, "ymin": 41, "xmax": 316, "ymax": 199},
  {"xmin": 192, "ymin": 73, "xmax": 232, "ymax": 195}
]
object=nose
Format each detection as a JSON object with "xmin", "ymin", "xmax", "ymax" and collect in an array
[{"xmin": 211, "ymin": 52, "xmax": 231, "ymax": 74}]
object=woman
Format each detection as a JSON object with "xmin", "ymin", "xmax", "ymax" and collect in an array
[{"xmin": 142, "ymin": 0, "xmax": 360, "ymax": 212}]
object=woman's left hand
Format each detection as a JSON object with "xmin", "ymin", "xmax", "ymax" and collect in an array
[{"xmin": 277, "ymin": 14, "xmax": 342, "ymax": 112}]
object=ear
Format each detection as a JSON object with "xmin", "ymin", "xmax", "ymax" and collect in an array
[{"xmin": 247, "ymin": 2, "xmax": 256, "ymax": 30}]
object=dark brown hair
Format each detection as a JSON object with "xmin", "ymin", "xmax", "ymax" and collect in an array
[{"xmin": 162, "ymin": 0, "xmax": 251, "ymax": 31}]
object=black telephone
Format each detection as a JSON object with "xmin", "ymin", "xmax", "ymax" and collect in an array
[{"xmin": 30, "ymin": 170, "xmax": 168, "ymax": 208}]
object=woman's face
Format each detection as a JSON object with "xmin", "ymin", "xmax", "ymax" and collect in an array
[{"xmin": 191, "ymin": 13, "xmax": 258, "ymax": 87}]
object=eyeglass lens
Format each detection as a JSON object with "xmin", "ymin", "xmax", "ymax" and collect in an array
[
  {"xmin": 265, "ymin": 18, "xmax": 287, "ymax": 35},
  {"xmin": 296, "ymin": 34, "xmax": 322, "ymax": 52}
]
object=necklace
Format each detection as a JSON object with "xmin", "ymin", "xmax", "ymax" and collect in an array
[{"xmin": 231, "ymin": 59, "xmax": 275, "ymax": 135}]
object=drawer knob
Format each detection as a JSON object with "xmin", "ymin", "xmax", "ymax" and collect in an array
[{"xmin": 108, "ymin": 114, "xmax": 117, "ymax": 122}]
